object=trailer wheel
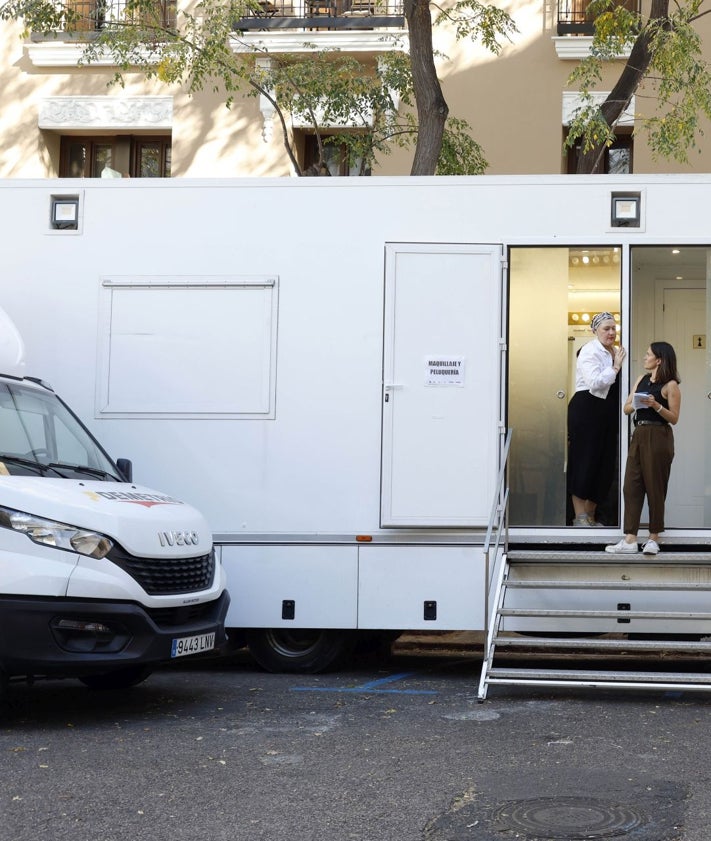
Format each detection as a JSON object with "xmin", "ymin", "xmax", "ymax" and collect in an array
[
  {"xmin": 79, "ymin": 666, "xmax": 153, "ymax": 690},
  {"xmin": 245, "ymin": 629, "xmax": 354, "ymax": 674}
]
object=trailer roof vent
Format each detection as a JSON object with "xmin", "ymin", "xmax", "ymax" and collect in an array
[{"xmin": 50, "ymin": 194, "xmax": 80, "ymax": 231}]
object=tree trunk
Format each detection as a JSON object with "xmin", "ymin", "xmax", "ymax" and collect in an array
[
  {"xmin": 576, "ymin": 0, "xmax": 669, "ymax": 173},
  {"xmin": 405, "ymin": 0, "xmax": 448, "ymax": 175}
]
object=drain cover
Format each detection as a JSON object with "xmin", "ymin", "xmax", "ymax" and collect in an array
[
  {"xmin": 422, "ymin": 772, "xmax": 685, "ymax": 841},
  {"xmin": 492, "ymin": 797, "xmax": 645, "ymax": 839}
]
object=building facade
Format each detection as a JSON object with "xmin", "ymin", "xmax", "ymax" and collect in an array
[{"xmin": 2, "ymin": 0, "xmax": 711, "ymax": 178}]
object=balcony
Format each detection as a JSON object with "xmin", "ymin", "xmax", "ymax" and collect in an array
[
  {"xmin": 557, "ymin": 0, "xmax": 639, "ymax": 36},
  {"xmin": 233, "ymin": 0, "xmax": 404, "ymax": 31},
  {"xmin": 26, "ymin": 0, "xmax": 405, "ymax": 65},
  {"xmin": 62, "ymin": 0, "xmax": 177, "ymax": 31}
]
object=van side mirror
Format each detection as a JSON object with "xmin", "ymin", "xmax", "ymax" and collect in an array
[{"xmin": 116, "ymin": 458, "xmax": 133, "ymax": 483}]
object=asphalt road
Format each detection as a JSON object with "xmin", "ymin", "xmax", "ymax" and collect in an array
[{"xmin": 1, "ymin": 644, "xmax": 710, "ymax": 841}]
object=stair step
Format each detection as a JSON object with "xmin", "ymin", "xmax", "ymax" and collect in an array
[
  {"xmin": 505, "ymin": 580, "xmax": 711, "ymax": 590},
  {"xmin": 508, "ymin": 550, "xmax": 711, "ymax": 563},
  {"xmin": 487, "ymin": 667, "xmax": 711, "ymax": 685},
  {"xmin": 492, "ymin": 636, "xmax": 711, "ymax": 653},
  {"xmin": 499, "ymin": 607, "xmax": 711, "ymax": 620}
]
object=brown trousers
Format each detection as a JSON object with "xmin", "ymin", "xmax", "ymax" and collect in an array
[{"xmin": 623, "ymin": 424, "xmax": 674, "ymax": 535}]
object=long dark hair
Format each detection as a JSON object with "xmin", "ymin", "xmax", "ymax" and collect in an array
[{"xmin": 651, "ymin": 341, "xmax": 681, "ymax": 385}]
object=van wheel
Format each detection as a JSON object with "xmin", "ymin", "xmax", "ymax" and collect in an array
[
  {"xmin": 245, "ymin": 629, "xmax": 354, "ymax": 674},
  {"xmin": 79, "ymin": 666, "xmax": 153, "ymax": 690}
]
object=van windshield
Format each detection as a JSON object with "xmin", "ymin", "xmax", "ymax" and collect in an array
[{"xmin": 0, "ymin": 382, "xmax": 122, "ymax": 481}]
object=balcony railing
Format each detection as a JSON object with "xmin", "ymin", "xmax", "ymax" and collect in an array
[
  {"xmin": 233, "ymin": 0, "xmax": 404, "ymax": 31},
  {"xmin": 64, "ymin": 0, "xmax": 176, "ymax": 32},
  {"xmin": 557, "ymin": 0, "xmax": 639, "ymax": 35}
]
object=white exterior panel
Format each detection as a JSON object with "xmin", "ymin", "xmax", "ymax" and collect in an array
[
  {"xmin": 358, "ymin": 545, "xmax": 487, "ymax": 629},
  {"xmin": 223, "ymin": 545, "xmax": 358, "ymax": 628}
]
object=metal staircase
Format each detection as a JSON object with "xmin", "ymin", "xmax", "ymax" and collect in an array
[{"xmin": 478, "ymin": 547, "xmax": 711, "ymax": 700}]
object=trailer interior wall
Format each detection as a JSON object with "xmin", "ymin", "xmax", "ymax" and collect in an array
[{"xmin": 3, "ymin": 175, "xmax": 711, "ymax": 635}]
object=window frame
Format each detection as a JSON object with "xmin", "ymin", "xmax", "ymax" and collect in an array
[
  {"xmin": 564, "ymin": 128, "xmax": 633, "ymax": 174},
  {"xmin": 59, "ymin": 135, "xmax": 172, "ymax": 178}
]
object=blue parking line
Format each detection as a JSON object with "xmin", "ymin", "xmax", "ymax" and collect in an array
[{"xmin": 291, "ymin": 671, "xmax": 437, "ymax": 695}]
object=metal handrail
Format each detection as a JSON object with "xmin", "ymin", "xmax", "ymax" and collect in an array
[{"xmin": 484, "ymin": 428, "xmax": 511, "ymax": 557}]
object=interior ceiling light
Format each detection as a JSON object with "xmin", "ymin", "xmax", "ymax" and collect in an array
[{"xmin": 569, "ymin": 248, "xmax": 619, "ymax": 266}]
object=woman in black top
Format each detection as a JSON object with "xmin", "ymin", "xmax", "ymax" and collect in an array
[{"xmin": 606, "ymin": 341, "xmax": 681, "ymax": 556}]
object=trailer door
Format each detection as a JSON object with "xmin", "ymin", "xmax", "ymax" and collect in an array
[{"xmin": 381, "ymin": 243, "xmax": 504, "ymax": 528}]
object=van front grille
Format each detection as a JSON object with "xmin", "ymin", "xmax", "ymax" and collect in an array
[{"xmin": 107, "ymin": 547, "xmax": 216, "ymax": 595}]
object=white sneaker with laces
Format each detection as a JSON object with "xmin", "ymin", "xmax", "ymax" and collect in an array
[
  {"xmin": 642, "ymin": 539, "xmax": 660, "ymax": 556},
  {"xmin": 605, "ymin": 539, "xmax": 638, "ymax": 554}
]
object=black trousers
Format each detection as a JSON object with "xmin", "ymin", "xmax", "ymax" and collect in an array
[{"xmin": 567, "ymin": 389, "xmax": 618, "ymax": 505}]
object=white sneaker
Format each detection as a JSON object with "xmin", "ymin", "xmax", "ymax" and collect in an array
[
  {"xmin": 572, "ymin": 514, "xmax": 590, "ymax": 527},
  {"xmin": 642, "ymin": 539, "xmax": 660, "ymax": 556},
  {"xmin": 605, "ymin": 539, "xmax": 638, "ymax": 554}
]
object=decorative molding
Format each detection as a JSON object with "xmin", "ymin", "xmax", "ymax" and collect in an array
[
  {"xmin": 562, "ymin": 91, "xmax": 635, "ymax": 126},
  {"xmin": 27, "ymin": 31, "xmax": 407, "ymax": 66},
  {"xmin": 230, "ymin": 29, "xmax": 407, "ymax": 54},
  {"xmin": 553, "ymin": 35, "xmax": 631, "ymax": 60},
  {"xmin": 39, "ymin": 96, "xmax": 173, "ymax": 130},
  {"xmin": 28, "ymin": 40, "xmax": 119, "ymax": 67}
]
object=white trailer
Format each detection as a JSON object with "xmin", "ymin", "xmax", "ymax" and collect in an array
[{"xmin": 3, "ymin": 175, "xmax": 711, "ymax": 675}]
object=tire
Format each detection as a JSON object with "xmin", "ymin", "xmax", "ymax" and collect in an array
[
  {"xmin": 79, "ymin": 665, "xmax": 153, "ymax": 690},
  {"xmin": 245, "ymin": 629, "xmax": 355, "ymax": 674}
]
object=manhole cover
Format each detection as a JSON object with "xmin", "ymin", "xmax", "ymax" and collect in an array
[{"xmin": 492, "ymin": 797, "xmax": 645, "ymax": 839}]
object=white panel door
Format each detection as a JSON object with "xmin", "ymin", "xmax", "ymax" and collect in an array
[{"xmin": 381, "ymin": 243, "xmax": 503, "ymax": 527}]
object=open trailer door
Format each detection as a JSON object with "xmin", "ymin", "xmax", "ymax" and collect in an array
[{"xmin": 380, "ymin": 242, "xmax": 504, "ymax": 528}]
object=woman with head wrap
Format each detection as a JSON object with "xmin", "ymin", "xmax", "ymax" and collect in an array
[{"xmin": 567, "ymin": 312, "xmax": 626, "ymax": 527}]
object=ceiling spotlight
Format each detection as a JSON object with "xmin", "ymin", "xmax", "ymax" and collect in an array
[
  {"xmin": 592, "ymin": 255, "xmax": 600, "ymax": 264},
  {"xmin": 672, "ymin": 248, "xmax": 680, "ymax": 254},
  {"xmin": 581, "ymin": 313, "xmax": 590, "ymax": 322},
  {"xmin": 571, "ymin": 313, "xmax": 580, "ymax": 321},
  {"xmin": 571, "ymin": 256, "xmax": 580, "ymax": 265},
  {"xmin": 582, "ymin": 255, "xmax": 590, "ymax": 264}
]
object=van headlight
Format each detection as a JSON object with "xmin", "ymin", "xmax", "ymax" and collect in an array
[{"xmin": 0, "ymin": 506, "xmax": 114, "ymax": 559}]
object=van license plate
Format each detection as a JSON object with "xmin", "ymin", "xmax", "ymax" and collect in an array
[{"xmin": 171, "ymin": 632, "xmax": 216, "ymax": 658}]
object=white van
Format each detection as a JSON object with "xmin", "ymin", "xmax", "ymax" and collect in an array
[{"xmin": 0, "ymin": 308, "xmax": 229, "ymax": 694}]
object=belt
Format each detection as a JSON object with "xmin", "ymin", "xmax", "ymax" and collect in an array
[{"xmin": 635, "ymin": 420, "xmax": 666, "ymax": 427}]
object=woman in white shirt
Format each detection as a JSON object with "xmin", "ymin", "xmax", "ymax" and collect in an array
[{"xmin": 567, "ymin": 312, "xmax": 626, "ymax": 526}]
